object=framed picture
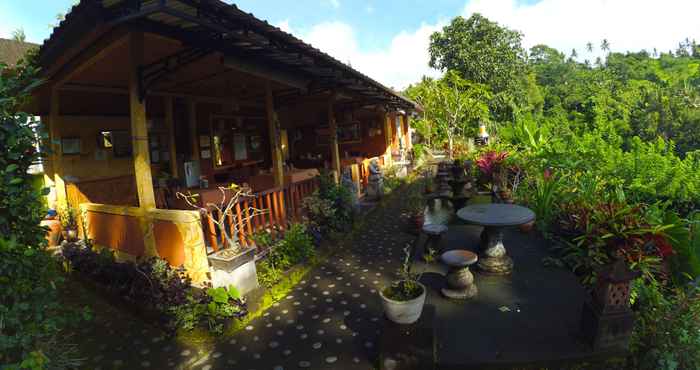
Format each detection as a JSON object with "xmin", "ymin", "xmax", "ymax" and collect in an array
[{"xmin": 61, "ymin": 137, "xmax": 81, "ymax": 155}]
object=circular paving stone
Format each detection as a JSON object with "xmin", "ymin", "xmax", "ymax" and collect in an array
[
  {"xmin": 269, "ymin": 341, "xmax": 279, "ymax": 349},
  {"xmin": 325, "ymin": 356, "xmax": 338, "ymax": 364},
  {"xmin": 253, "ymin": 353, "xmax": 261, "ymax": 359},
  {"xmin": 180, "ymin": 350, "xmax": 191, "ymax": 356},
  {"xmin": 299, "ymin": 361, "xmax": 311, "ymax": 368},
  {"xmin": 312, "ymin": 342, "xmax": 322, "ymax": 349},
  {"xmin": 283, "ymin": 349, "xmax": 292, "ymax": 356}
]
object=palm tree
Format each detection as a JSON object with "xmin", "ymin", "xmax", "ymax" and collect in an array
[
  {"xmin": 586, "ymin": 42, "xmax": 594, "ymax": 53},
  {"xmin": 601, "ymin": 39, "xmax": 610, "ymax": 53},
  {"xmin": 570, "ymin": 48, "xmax": 578, "ymax": 59}
]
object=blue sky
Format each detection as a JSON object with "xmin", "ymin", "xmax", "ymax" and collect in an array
[{"xmin": 1, "ymin": 0, "xmax": 698, "ymax": 89}]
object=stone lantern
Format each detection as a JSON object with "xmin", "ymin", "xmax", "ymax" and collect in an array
[{"xmin": 580, "ymin": 258, "xmax": 640, "ymax": 350}]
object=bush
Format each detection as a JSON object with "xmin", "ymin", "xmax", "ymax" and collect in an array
[
  {"xmin": 61, "ymin": 243, "xmax": 246, "ymax": 334},
  {"xmin": 1, "ymin": 53, "xmax": 77, "ymax": 368},
  {"xmin": 629, "ymin": 281, "xmax": 700, "ymax": 370},
  {"xmin": 257, "ymin": 224, "xmax": 315, "ymax": 288},
  {"xmin": 303, "ymin": 171, "xmax": 354, "ymax": 236}
]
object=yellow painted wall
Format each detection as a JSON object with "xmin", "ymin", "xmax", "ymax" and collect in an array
[{"xmin": 52, "ymin": 116, "xmax": 135, "ymax": 182}]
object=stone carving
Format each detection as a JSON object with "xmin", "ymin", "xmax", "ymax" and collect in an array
[
  {"xmin": 367, "ymin": 159, "xmax": 383, "ymax": 201},
  {"xmin": 341, "ymin": 168, "xmax": 359, "ymax": 210}
]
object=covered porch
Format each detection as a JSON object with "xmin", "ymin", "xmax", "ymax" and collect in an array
[{"xmin": 33, "ymin": 0, "xmax": 416, "ymax": 284}]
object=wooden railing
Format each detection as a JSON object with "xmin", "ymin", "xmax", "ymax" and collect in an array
[{"xmin": 202, "ymin": 177, "xmax": 320, "ymax": 253}]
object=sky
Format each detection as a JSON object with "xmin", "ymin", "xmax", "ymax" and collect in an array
[{"xmin": 1, "ymin": 0, "xmax": 698, "ymax": 90}]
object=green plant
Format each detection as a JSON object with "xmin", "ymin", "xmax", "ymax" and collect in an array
[
  {"xmin": 383, "ymin": 245, "xmax": 433, "ymax": 301},
  {"xmin": 303, "ymin": 171, "xmax": 354, "ymax": 235},
  {"xmin": 256, "ymin": 224, "xmax": 315, "ymax": 289},
  {"xmin": 525, "ymin": 168, "xmax": 564, "ymax": 232},
  {"xmin": 629, "ymin": 280, "xmax": 700, "ymax": 370},
  {"xmin": 58, "ymin": 204, "xmax": 77, "ymax": 230}
]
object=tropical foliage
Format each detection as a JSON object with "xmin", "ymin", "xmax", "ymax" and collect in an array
[{"xmin": 409, "ymin": 12, "xmax": 700, "ymax": 368}]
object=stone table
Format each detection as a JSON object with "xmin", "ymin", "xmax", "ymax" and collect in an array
[{"xmin": 456, "ymin": 204, "xmax": 535, "ymax": 274}]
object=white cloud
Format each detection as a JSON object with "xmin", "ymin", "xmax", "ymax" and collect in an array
[
  {"xmin": 327, "ymin": 0, "xmax": 340, "ymax": 9},
  {"xmin": 297, "ymin": 21, "xmax": 443, "ymax": 90},
  {"xmin": 366, "ymin": 5, "xmax": 375, "ymax": 14},
  {"xmin": 276, "ymin": 19, "xmax": 292, "ymax": 34},
  {"xmin": 463, "ymin": 0, "xmax": 700, "ymax": 61}
]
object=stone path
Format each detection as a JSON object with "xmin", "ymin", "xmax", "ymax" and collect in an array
[
  {"xmin": 65, "ymin": 189, "xmax": 415, "ymax": 370},
  {"xmin": 201, "ymin": 195, "xmax": 414, "ymax": 369}
]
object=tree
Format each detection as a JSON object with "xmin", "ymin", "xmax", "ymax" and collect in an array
[
  {"xmin": 11, "ymin": 28, "xmax": 26, "ymax": 43},
  {"xmin": 407, "ymin": 71, "xmax": 491, "ymax": 158},
  {"xmin": 428, "ymin": 14, "xmax": 526, "ymax": 121},
  {"xmin": 601, "ymin": 39, "xmax": 611, "ymax": 54},
  {"xmin": 586, "ymin": 42, "xmax": 594, "ymax": 53}
]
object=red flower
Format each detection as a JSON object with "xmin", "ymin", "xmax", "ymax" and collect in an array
[
  {"xmin": 543, "ymin": 168, "xmax": 552, "ymax": 180},
  {"xmin": 476, "ymin": 151, "xmax": 509, "ymax": 178}
]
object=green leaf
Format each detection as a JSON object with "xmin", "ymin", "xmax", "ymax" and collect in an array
[
  {"xmin": 207, "ymin": 287, "xmax": 229, "ymax": 304},
  {"xmin": 5, "ymin": 163, "xmax": 18, "ymax": 172},
  {"xmin": 227, "ymin": 285, "xmax": 241, "ymax": 300},
  {"xmin": 9, "ymin": 177, "xmax": 22, "ymax": 185}
]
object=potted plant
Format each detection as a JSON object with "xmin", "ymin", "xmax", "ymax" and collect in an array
[
  {"xmin": 59, "ymin": 205, "xmax": 79, "ymax": 242},
  {"xmin": 379, "ymin": 246, "xmax": 431, "ymax": 324},
  {"xmin": 178, "ymin": 184, "xmax": 266, "ymax": 294}
]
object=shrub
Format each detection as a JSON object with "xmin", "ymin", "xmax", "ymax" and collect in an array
[
  {"xmin": 61, "ymin": 243, "xmax": 246, "ymax": 334},
  {"xmin": 257, "ymin": 224, "xmax": 316, "ymax": 288},
  {"xmin": 629, "ymin": 281, "xmax": 700, "ymax": 370},
  {"xmin": 1, "ymin": 53, "xmax": 77, "ymax": 368},
  {"xmin": 303, "ymin": 171, "xmax": 354, "ymax": 236}
]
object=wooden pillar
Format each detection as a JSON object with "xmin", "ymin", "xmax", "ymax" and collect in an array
[
  {"xmin": 384, "ymin": 112, "xmax": 393, "ymax": 166},
  {"xmin": 328, "ymin": 92, "xmax": 341, "ymax": 182},
  {"xmin": 188, "ymin": 99, "xmax": 199, "ymax": 161},
  {"xmin": 405, "ymin": 114, "xmax": 413, "ymax": 150},
  {"xmin": 164, "ymin": 97, "xmax": 178, "ymax": 178},
  {"xmin": 49, "ymin": 88, "xmax": 67, "ymax": 210},
  {"xmin": 265, "ymin": 80, "xmax": 284, "ymax": 187},
  {"xmin": 128, "ymin": 31, "xmax": 156, "ymax": 209}
]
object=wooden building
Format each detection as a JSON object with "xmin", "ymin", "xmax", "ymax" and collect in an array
[{"xmin": 29, "ymin": 0, "xmax": 417, "ymax": 283}]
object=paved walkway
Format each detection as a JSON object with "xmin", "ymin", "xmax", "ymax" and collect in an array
[{"xmin": 67, "ymin": 189, "xmax": 414, "ymax": 370}]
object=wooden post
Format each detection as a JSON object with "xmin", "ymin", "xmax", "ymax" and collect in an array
[
  {"xmin": 404, "ymin": 114, "xmax": 413, "ymax": 151},
  {"xmin": 328, "ymin": 92, "xmax": 341, "ymax": 182},
  {"xmin": 384, "ymin": 112, "xmax": 393, "ymax": 167},
  {"xmin": 128, "ymin": 32, "xmax": 156, "ymax": 209},
  {"xmin": 188, "ymin": 99, "xmax": 199, "ymax": 161},
  {"xmin": 49, "ymin": 88, "xmax": 67, "ymax": 210},
  {"xmin": 164, "ymin": 96, "xmax": 178, "ymax": 178},
  {"xmin": 265, "ymin": 80, "xmax": 284, "ymax": 187}
]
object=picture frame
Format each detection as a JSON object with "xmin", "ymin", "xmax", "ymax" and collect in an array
[{"xmin": 61, "ymin": 137, "xmax": 81, "ymax": 155}]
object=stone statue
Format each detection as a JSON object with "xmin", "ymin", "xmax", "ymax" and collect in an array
[
  {"xmin": 367, "ymin": 159, "xmax": 384, "ymax": 201},
  {"xmin": 341, "ymin": 168, "xmax": 359, "ymax": 210}
]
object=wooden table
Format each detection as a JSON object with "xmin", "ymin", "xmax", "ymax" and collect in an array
[{"xmin": 456, "ymin": 204, "xmax": 535, "ymax": 274}]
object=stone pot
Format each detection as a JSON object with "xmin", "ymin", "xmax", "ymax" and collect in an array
[
  {"xmin": 208, "ymin": 247, "xmax": 259, "ymax": 294},
  {"xmin": 519, "ymin": 219, "xmax": 535, "ymax": 233},
  {"xmin": 379, "ymin": 282, "xmax": 426, "ymax": 324}
]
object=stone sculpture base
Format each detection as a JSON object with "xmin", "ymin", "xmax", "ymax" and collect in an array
[
  {"xmin": 441, "ymin": 266, "xmax": 478, "ymax": 299},
  {"xmin": 477, "ymin": 255, "xmax": 514, "ymax": 275},
  {"xmin": 478, "ymin": 226, "xmax": 514, "ymax": 275}
]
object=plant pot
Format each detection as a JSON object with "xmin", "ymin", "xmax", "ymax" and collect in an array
[
  {"xmin": 519, "ymin": 220, "xmax": 535, "ymax": 233},
  {"xmin": 379, "ymin": 282, "xmax": 426, "ymax": 324},
  {"xmin": 208, "ymin": 247, "xmax": 259, "ymax": 294},
  {"xmin": 412, "ymin": 213, "xmax": 425, "ymax": 230}
]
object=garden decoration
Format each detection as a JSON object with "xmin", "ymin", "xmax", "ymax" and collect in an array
[
  {"xmin": 380, "ymin": 245, "xmax": 432, "ymax": 324},
  {"xmin": 580, "ymin": 258, "xmax": 640, "ymax": 350},
  {"xmin": 441, "ymin": 249, "xmax": 478, "ymax": 299},
  {"xmin": 457, "ymin": 203, "xmax": 535, "ymax": 274},
  {"xmin": 177, "ymin": 184, "xmax": 266, "ymax": 293},
  {"xmin": 367, "ymin": 159, "xmax": 384, "ymax": 201},
  {"xmin": 341, "ymin": 167, "xmax": 359, "ymax": 211},
  {"xmin": 407, "ymin": 193, "xmax": 426, "ymax": 232}
]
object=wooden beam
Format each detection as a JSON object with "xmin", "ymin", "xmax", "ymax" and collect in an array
[
  {"xmin": 164, "ymin": 96, "xmax": 179, "ymax": 178},
  {"xmin": 188, "ymin": 99, "xmax": 200, "ymax": 161},
  {"xmin": 52, "ymin": 31, "xmax": 129, "ymax": 87},
  {"xmin": 266, "ymin": 80, "xmax": 284, "ymax": 187},
  {"xmin": 328, "ymin": 92, "xmax": 341, "ymax": 183},
  {"xmin": 128, "ymin": 31, "xmax": 156, "ymax": 209},
  {"xmin": 224, "ymin": 54, "xmax": 311, "ymax": 91},
  {"xmin": 49, "ymin": 88, "xmax": 67, "ymax": 210}
]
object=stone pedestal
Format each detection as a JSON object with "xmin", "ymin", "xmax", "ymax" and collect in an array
[
  {"xmin": 477, "ymin": 226, "xmax": 513, "ymax": 274},
  {"xmin": 441, "ymin": 250, "xmax": 478, "ymax": 299}
]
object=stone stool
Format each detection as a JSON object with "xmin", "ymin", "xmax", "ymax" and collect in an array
[
  {"xmin": 441, "ymin": 250, "xmax": 478, "ymax": 299},
  {"xmin": 422, "ymin": 224, "xmax": 448, "ymax": 258}
]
